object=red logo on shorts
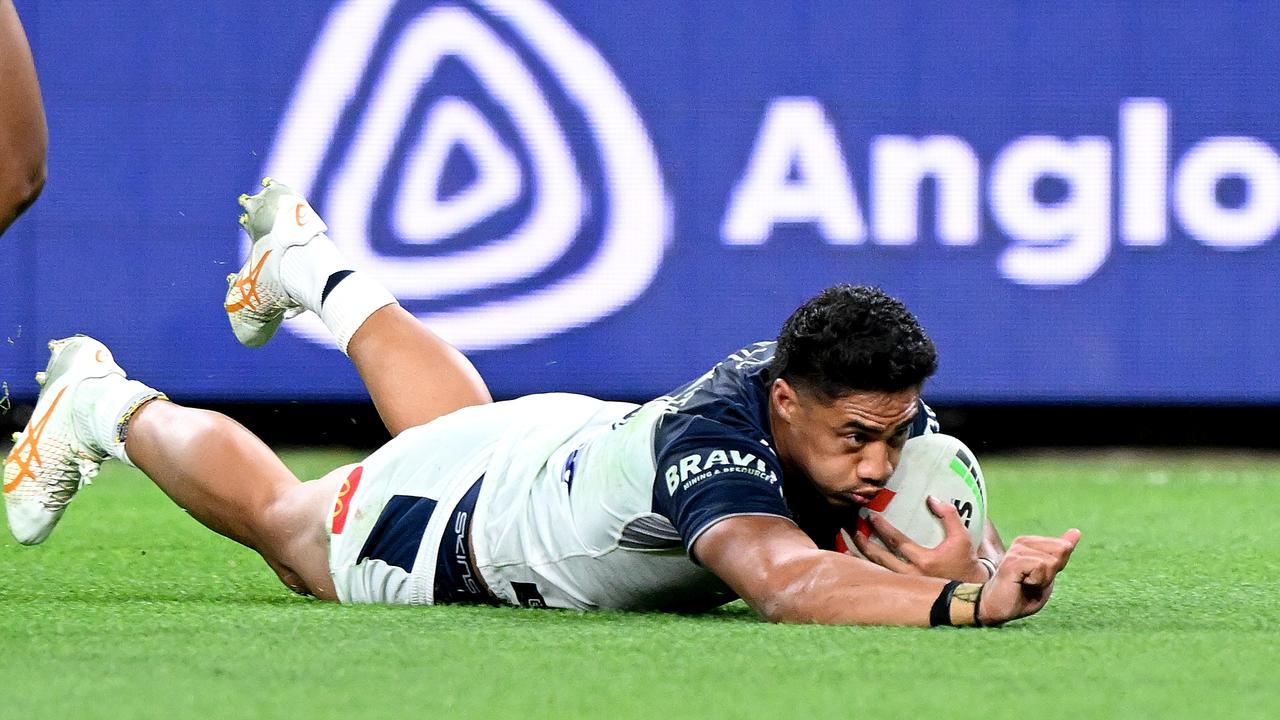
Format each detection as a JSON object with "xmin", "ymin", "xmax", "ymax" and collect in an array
[{"xmin": 331, "ymin": 466, "xmax": 362, "ymax": 534}]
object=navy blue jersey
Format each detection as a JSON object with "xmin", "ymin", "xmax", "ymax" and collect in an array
[{"xmin": 650, "ymin": 342, "xmax": 937, "ymax": 552}]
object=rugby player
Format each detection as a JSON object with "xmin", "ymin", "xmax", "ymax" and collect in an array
[
  {"xmin": 0, "ymin": 0, "xmax": 46, "ymax": 235},
  {"xmin": 3, "ymin": 180, "xmax": 1080, "ymax": 627}
]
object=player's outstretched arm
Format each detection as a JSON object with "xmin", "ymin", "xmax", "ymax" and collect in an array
[
  {"xmin": 0, "ymin": 0, "xmax": 47, "ymax": 235},
  {"xmin": 694, "ymin": 515, "xmax": 1080, "ymax": 626}
]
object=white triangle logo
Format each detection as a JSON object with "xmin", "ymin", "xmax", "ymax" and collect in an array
[{"xmin": 254, "ymin": 0, "xmax": 670, "ymax": 351}]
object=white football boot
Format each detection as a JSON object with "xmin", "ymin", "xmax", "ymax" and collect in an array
[
  {"xmin": 3, "ymin": 336, "xmax": 164, "ymax": 545},
  {"xmin": 224, "ymin": 177, "xmax": 329, "ymax": 347}
]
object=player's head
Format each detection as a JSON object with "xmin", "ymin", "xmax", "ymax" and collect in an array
[{"xmin": 767, "ymin": 285, "xmax": 937, "ymax": 508}]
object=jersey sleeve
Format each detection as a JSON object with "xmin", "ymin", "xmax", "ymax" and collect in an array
[
  {"xmin": 651, "ymin": 415, "xmax": 792, "ymax": 557},
  {"xmin": 909, "ymin": 398, "xmax": 940, "ymax": 437}
]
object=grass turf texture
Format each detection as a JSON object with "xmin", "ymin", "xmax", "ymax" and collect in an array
[{"xmin": 1, "ymin": 449, "xmax": 1277, "ymax": 720}]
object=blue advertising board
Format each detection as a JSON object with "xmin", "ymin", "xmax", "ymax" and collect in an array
[{"xmin": 3, "ymin": 0, "xmax": 1280, "ymax": 403}]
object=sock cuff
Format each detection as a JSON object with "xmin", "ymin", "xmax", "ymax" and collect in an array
[
  {"xmin": 114, "ymin": 390, "xmax": 167, "ymax": 466},
  {"xmin": 278, "ymin": 233, "xmax": 351, "ymax": 314},
  {"xmin": 75, "ymin": 377, "xmax": 166, "ymax": 468},
  {"xmin": 318, "ymin": 273, "xmax": 398, "ymax": 354}
]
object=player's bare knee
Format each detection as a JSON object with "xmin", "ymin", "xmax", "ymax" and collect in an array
[
  {"xmin": 256, "ymin": 494, "xmax": 308, "ymax": 558},
  {"xmin": 263, "ymin": 555, "xmax": 314, "ymax": 597},
  {"xmin": 255, "ymin": 481, "xmax": 331, "ymax": 577}
]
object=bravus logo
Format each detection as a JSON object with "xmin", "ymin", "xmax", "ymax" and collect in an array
[{"xmin": 256, "ymin": 0, "xmax": 670, "ymax": 351}]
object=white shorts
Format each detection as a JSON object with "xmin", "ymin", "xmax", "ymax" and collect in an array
[
  {"xmin": 326, "ymin": 404, "xmax": 511, "ymax": 605},
  {"xmin": 325, "ymin": 393, "xmax": 648, "ymax": 608}
]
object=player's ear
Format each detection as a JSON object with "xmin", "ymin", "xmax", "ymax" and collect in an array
[{"xmin": 771, "ymin": 378, "xmax": 800, "ymax": 422}]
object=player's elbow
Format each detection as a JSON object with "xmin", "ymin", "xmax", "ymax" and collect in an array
[
  {"xmin": 747, "ymin": 552, "xmax": 893, "ymax": 625},
  {"xmin": 753, "ymin": 581, "xmax": 827, "ymax": 625},
  {"xmin": 0, "ymin": 151, "xmax": 46, "ymax": 224},
  {"xmin": 756, "ymin": 596, "xmax": 815, "ymax": 624},
  {"xmin": 747, "ymin": 554, "xmax": 843, "ymax": 624}
]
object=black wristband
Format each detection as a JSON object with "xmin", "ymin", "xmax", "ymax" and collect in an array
[{"xmin": 929, "ymin": 580, "xmax": 962, "ymax": 627}]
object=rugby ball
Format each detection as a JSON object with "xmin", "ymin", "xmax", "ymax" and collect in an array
[{"xmin": 836, "ymin": 433, "xmax": 987, "ymax": 558}]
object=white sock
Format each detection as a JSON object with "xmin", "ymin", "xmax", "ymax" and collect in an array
[
  {"xmin": 279, "ymin": 233, "xmax": 350, "ymax": 314},
  {"xmin": 73, "ymin": 377, "xmax": 166, "ymax": 467},
  {"xmin": 318, "ymin": 272, "xmax": 398, "ymax": 355},
  {"xmin": 277, "ymin": 232, "xmax": 398, "ymax": 354}
]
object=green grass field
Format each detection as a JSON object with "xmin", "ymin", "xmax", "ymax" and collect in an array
[{"xmin": 1, "ymin": 449, "xmax": 1277, "ymax": 719}]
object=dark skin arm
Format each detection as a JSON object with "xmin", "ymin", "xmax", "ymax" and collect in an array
[
  {"xmin": 0, "ymin": 0, "xmax": 47, "ymax": 235},
  {"xmin": 695, "ymin": 514, "xmax": 1079, "ymax": 626}
]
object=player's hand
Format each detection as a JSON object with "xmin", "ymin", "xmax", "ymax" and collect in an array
[
  {"xmin": 852, "ymin": 496, "xmax": 989, "ymax": 583},
  {"xmin": 976, "ymin": 529, "xmax": 1082, "ymax": 626}
]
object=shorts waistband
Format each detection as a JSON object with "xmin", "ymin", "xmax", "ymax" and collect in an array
[{"xmin": 432, "ymin": 476, "xmax": 499, "ymax": 605}]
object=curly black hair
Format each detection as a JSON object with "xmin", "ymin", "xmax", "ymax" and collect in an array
[{"xmin": 771, "ymin": 285, "xmax": 937, "ymax": 399}]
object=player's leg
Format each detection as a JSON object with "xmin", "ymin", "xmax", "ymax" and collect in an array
[
  {"xmin": 124, "ymin": 400, "xmax": 340, "ymax": 599},
  {"xmin": 224, "ymin": 180, "xmax": 491, "ymax": 437},
  {"xmin": 345, "ymin": 306, "xmax": 491, "ymax": 436},
  {"xmin": 3, "ymin": 336, "xmax": 338, "ymax": 599},
  {"xmin": 0, "ymin": 0, "xmax": 47, "ymax": 234}
]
